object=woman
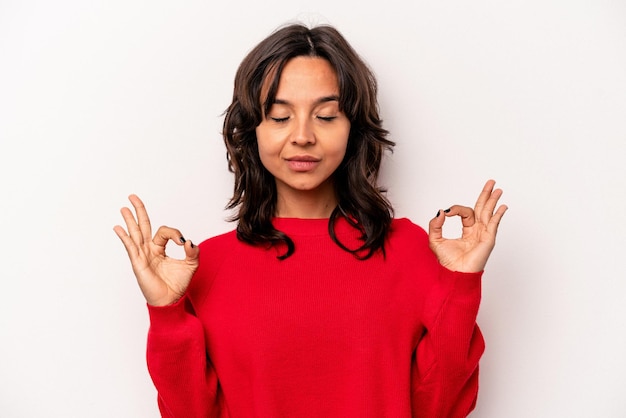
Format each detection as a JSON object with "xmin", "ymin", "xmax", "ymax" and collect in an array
[{"xmin": 114, "ymin": 23, "xmax": 507, "ymax": 418}]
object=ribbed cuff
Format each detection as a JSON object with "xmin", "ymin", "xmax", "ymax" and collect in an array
[
  {"xmin": 147, "ymin": 296, "xmax": 189, "ymax": 333},
  {"xmin": 440, "ymin": 267, "xmax": 483, "ymax": 293}
]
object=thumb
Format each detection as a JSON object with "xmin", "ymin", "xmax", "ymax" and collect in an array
[
  {"xmin": 428, "ymin": 209, "xmax": 446, "ymax": 242},
  {"xmin": 182, "ymin": 239, "xmax": 200, "ymax": 263}
]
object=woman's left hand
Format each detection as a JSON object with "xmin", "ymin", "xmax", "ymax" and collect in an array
[{"xmin": 428, "ymin": 179, "xmax": 508, "ymax": 273}]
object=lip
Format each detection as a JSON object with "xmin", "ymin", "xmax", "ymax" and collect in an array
[
  {"xmin": 285, "ymin": 155, "xmax": 321, "ymax": 172},
  {"xmin": 286, "ymin": 155, "xmax": 321, "ymax": 162}
]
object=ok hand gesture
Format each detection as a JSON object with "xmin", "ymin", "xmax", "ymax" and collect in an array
[
  {"xmin": 113, "ymin": 195, "xmax": 199, "ymax": 307},
  {"xmin": 428, "ymin": 180, "xmax": 507, "ymax": 273}
]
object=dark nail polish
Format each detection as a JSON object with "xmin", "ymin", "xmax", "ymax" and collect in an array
[
  {"xmin": 190, "ymin": 241, "xmax": 195, "ymax": 249},
  {"xmin": 444, "ymin": 208, "xmax": 451, "ymax": 213},
  {"xmin": 435, "ymin": 210, "xmax": 440, "ymax": 217},
  {"xmin": 180, "ymin": 236, "xmax": 186, "ymax": 244}
]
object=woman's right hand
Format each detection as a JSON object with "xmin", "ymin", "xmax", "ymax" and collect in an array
[{"xmin": 113, "ymin": 195, "xmax": 199, "ymax": 307}]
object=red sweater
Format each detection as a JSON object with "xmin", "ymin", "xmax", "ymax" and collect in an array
[{"xmin": 146, "ymin": 217, "xmax": 485, "ymax": 417}]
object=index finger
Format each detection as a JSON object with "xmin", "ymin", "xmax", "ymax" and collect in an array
[{"xmin": 445, "ymin": 205, "xmax": 476, "ymax": 227}]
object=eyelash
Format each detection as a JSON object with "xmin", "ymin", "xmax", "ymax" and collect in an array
[{"xmin": 269, "ymin": 116, "xmax": 337, "ymax": 123}]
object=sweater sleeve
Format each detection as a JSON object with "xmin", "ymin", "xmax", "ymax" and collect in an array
[
  {"xmin": 411, "ymin": 267, "xmax": 485, "ymax": 418},
  {"xmin": 146, "ymin": 296, "xmax": 220, "ymax": 418}
]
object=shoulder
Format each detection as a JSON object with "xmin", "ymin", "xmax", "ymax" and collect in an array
[
  {"xmin": 199, "ymin": 228, "xmax": 239, "ymax": 249},
  {"xmin": 197, "ymin": 228, "xmax": 241, "ymax": 266},
  {"xmin": 389, "ymin": 217, "xmax": 429, "ymax": 244},
  {"xmin": 386, "ymin": 217, "xmax": 436, "ymax": 264},
  {"xmin": 187, "ymin": 229, "xmax": 241, "ymax": 298}
]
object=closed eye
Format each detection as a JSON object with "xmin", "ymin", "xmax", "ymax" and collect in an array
[
  {"xmin": 317, "ymin": 116, "xmax": 337, "ymax": 122},
  {"xmin": 270, "ymin": 117, "xmax": 289, "ymax": 123}
]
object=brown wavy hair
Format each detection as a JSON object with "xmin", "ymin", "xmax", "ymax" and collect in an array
[{"xmin": 223, "ymin": 23, "xmax": 395, "ymax": 259}]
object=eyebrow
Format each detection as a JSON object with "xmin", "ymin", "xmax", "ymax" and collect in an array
[{"xmin": 272, "ymin": 95, "xmax": 340, "ymax": 106}]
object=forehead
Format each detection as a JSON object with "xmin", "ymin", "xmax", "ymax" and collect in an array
[
  {"xmin": 279, "ymin": 56, "xmax": 337, "ymax": 83},
  {"xmin": 262, "ymin": 56, "xmax": 339, "ymax": 103}
]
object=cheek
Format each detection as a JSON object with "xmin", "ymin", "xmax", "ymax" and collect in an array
[
  {"xmin": 331, "ymin": 125, "xmax": 350, "ymax": 160},
  {"xmin": 255, "ymin": 126, "xmax": 279, "ymax": 169},
  {"xmin": 255, "ymin": 126, "xmax": 268, "ymax": 153},
  {"xmin": 332, "ymin": 141, "xmax": 348, "ymax": 161}
]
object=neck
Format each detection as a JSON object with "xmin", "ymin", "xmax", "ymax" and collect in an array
[{"xmin": 275, "ymin": 183, "xmax": 338, "ymax": 219}]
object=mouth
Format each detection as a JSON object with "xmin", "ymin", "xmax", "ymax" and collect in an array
[
  {"xmin": 286, "ymin": 155, "xmax": 321, "ymax": 162},
  {"xmin": 285, "ymin": 155, "xmax": 321, "ymax": 172}
]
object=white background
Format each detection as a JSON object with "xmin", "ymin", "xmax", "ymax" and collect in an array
[{"xmin": 1, "ymin": 0, "xmax": 625, "ymax": 417}]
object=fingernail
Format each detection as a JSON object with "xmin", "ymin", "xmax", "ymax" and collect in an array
[
  {"xmin": 180, "ymin": 236, "xmax": 186, "ymax": 244},
  {"xmin": 190, "ymin": 241, "xmax": 195, "ymax": 249},
  {"xmin": 435, "ymin": 210, "xmax": 440, "ymax": 217},
  {"xmin": 444, "ymin": 208, "xmax": 451, "ymax": 213}
]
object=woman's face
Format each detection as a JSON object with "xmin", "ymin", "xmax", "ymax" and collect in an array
[{"xmin": 255, "ymin": 56, "xmax": 350, "ymax": 211}]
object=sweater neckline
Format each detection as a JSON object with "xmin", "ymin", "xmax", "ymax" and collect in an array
[{"xmin": 271, "ymin": 217, "xmax": 332, "ymax": 237}]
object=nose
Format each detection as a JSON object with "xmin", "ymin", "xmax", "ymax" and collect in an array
[{"xmin": 291, "ymin": 117, "xmax": 315, "ymax": 146}]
